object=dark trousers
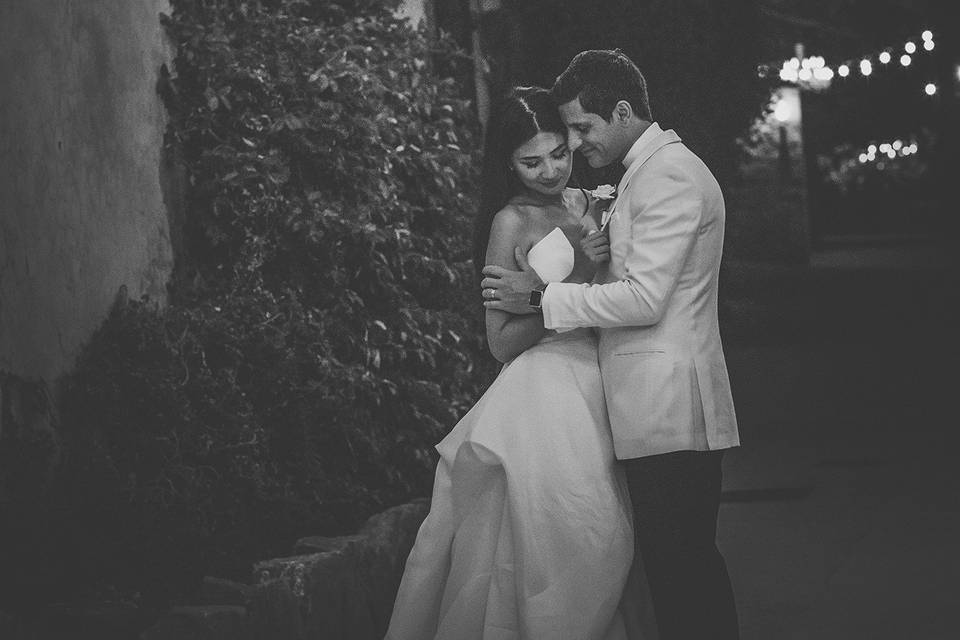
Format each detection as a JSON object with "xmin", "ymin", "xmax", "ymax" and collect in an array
[{"xmin": 622, "ymin": 450, "xmax": 739, "ymax": 640}]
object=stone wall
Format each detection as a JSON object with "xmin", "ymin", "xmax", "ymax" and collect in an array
[
  {"xmin": 0, "ymin": 0, "xmax": 174, "ymax": 387},
  {"xmin": 142, "ymin": 499, "xmax": 430, "ymax": 640}
]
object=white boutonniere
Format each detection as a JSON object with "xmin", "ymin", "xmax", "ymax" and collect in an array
[
  {"xmin": 588, "ymin": 184, "xmax": 617, "ymax": 231},
  {"xmin": 589, "ymin": 184, "xmax": 616, "ymax": 200}
]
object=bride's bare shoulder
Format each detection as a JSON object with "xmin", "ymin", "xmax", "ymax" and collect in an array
[{"xmin": 490, "ymin": 202, "xmax": 526, "ymax": 235}]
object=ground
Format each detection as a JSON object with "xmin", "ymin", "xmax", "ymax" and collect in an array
[{"xmin": 718, "ymin": 239, "xmax": 957, "ymax": 639}]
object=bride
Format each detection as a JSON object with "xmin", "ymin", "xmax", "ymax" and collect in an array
[{"xmin": 385, "ymin": 87, "xmax": 646, "ymax": 640}]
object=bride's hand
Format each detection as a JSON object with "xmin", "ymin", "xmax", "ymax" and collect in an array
[{"xmin": 580, "ymin": 227, "xmax": 610, "ymax": 264}]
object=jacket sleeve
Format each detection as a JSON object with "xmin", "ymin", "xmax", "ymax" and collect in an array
[{"xmin": 542, "ymin": 165, "xmax": 703, "ymax": 329}]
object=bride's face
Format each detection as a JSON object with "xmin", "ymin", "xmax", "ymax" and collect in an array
[{"xmin": 510, "ymin": 132, "xmax": 572, "ymax": 196}]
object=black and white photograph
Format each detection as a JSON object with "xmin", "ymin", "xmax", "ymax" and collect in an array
[{"xmin": 1, "ymin": 1, "xmax": 957, "ymax": 638}]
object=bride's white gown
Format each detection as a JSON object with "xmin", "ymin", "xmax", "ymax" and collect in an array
[{"xmin": 385, "ymin": 227, "xmax": 643, "ymax": 640}]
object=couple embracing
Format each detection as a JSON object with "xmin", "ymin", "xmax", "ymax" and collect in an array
[{"xmin": 386, "ymin": 50, "xmax": 741, "ymax": 640}]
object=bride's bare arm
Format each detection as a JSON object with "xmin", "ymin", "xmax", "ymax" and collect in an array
[{"xmin": 484, "ymin": 207, "xmax": 548, "ymax": 363}]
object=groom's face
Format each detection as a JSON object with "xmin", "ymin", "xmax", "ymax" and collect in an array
[{"xmin": 558, "ymin": 97, "xmax": 628, "ymax": 168}]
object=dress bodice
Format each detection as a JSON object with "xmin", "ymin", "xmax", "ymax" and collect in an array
[
  {"xmin": 527, "ymin": 227, "xmax": 575, "ymax": 283},
  {"xmin": 527, "ymin": 227, "xmax": 591, "ymax": 346}
]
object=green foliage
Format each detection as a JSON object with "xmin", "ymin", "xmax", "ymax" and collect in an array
[{"xmin": 46, "ymin": 0, "xmax": 490, "ymax": 601}]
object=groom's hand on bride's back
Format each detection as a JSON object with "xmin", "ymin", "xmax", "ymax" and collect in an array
[
  {"xmin": 480, "ymin": 247, "xmax": 543, "ymax": 315},
  {"xmin": 580, "ymin": 228, "xmax": 610, "ymax": 265}
]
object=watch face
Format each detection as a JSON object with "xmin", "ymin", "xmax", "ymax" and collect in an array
[{"xmin": 529, "ymin": 288, "xmax": 543, "ymax": 308}]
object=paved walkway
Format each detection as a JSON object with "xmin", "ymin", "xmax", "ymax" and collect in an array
[{"xmin": 717, "ymin": 241, "xmax": 958, "ymax": 639}]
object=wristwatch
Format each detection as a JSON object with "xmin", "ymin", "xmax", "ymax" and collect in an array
[{"xmin": 529, "ymin": 284, "xmax": 547, "ymax": 312}]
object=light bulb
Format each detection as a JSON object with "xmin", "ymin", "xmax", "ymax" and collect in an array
[
  {"xmin": 900, "ymin": 54, "xmax": 912, "ymax": 67},
  {"xmin": 905, "ymin": 41, "xmax": 916, "ymax": 54}
]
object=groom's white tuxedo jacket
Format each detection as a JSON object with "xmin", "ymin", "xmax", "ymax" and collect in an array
[{"xmin": 543, "ymin": 123, "xmax": 740, "ymax": 459}]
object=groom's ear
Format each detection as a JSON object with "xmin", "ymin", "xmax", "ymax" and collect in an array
[{"xmin": 613, "ymin": 100, "xmax": 633, "ymax": 124}]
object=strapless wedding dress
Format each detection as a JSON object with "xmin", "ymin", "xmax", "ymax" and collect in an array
[{"xmin": 385, "ymin": 228, "xmax": 643, "ymax": 640}]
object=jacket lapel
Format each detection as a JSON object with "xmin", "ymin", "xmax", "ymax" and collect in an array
[{"xmin": 601, "ymin": 128, "xmax": 683, "ymax": 231}]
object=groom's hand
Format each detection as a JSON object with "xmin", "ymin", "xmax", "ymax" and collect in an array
[
  {"xmin": 580, "ymin": 227, "xmax": 610, "ymax": 264},
  {"xmin": 480, "ymin": 246, "xmax": 544, "ymax": 315}
]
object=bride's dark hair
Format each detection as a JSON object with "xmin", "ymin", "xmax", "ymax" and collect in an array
[{"xmin": 473, "ymin": 86, "xmax": 567, "ymax": 281}]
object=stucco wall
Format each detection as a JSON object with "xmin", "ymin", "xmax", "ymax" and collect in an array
[{"xmin": 0, "ymin": 0, "xmax": 173, "ymax": 383}]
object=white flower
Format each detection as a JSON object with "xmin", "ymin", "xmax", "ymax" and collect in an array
[{"xmin": 589, "ymin": 184, "xmax": 616, "ymax": 200}]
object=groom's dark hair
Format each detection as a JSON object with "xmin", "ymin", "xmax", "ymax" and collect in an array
[{"xmin": 552, "ymin": 49, "xmax": 652, "ymax": 122}]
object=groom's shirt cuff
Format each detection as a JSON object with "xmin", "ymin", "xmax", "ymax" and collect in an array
[{"xmin": 541, "ymin": 282, "xmax": 583, "ymax": 332}]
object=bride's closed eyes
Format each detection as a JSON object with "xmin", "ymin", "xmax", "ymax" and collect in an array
[{"xmin": 519, "ymin": 145, "xmax": 570, "ymax": 169}]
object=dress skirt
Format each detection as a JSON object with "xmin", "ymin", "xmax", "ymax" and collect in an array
[{"xmin": 385, "ymin": 329, "xmax": 640, "ymax": 640}]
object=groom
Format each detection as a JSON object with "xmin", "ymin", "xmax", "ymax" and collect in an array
[{"xmin": 481, "ymin": 50, "xmax": 741, "ymax": 639}]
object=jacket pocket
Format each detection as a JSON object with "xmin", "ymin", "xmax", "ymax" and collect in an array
[{"xmin": 613, "ymin": 349, "xmax": 666, "ymax": 357}]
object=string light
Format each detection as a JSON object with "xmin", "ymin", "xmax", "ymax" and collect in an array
[
  {"xmin": 925, "ymin": 83, "xmax": 937, "ymax": 95},
  {"xmin": 814, "ymin": 67, "xmax": 834, "ymax": 81},
  {"xmin": 854, "ymin": 138, "xmax": 920, "ymax": 167},
  {"xmin": 764, "ymin": 27, "xmax": 941, "ymax": 90}
]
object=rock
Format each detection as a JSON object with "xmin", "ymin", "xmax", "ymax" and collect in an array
[
  {"xmin": 292, "ymin": 534, "xmax": 364, "ymax": 555},
  {"xmin": 197, "ymin": 576, "xmax": 254, "ymax": 606},
  {"xmin": 355, "ymin": 499, "xmax": 430, "ymax": 632},
  {"xmin": 246, "ymin": 579, "xmax": 303, "ymax": 640},
  {"xmin": 249, "ymin": 499, "xmax": 431, "ymax": 640}
]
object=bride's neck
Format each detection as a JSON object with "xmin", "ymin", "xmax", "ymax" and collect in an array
[{"xmin": 515, "ymin": 187, "xmax": 565, "ymax": 207}]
